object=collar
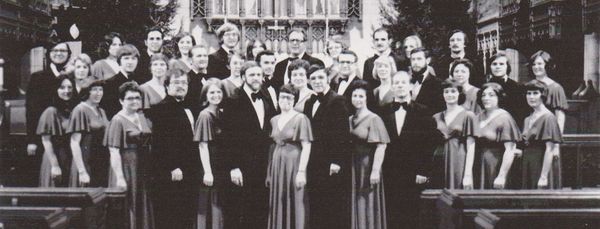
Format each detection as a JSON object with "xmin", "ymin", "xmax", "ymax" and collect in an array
[
  {"xmin": 340, "ymin": 72, "xmax": 357, "ymax": 82},
  {"xmin": 394, "ymin": 97, "xmax": 411, "ymax": 105},
  {"xmin": 243, "ymin": 84, "xmax": 260, "ymax": 100},
  {"xmin": 290, "ymin": 52, "xmax": 306, "ymax": 60},
  {"xmin": 420, "ymin": 69, "xmax": 431, "ymax": 82},
  {"xmin": 120, "ymin": 70, "xmax": 129, "ymax": 78},
  {"xmin": 147, "ymin": 49, "xmax": 158, "ymax": 58},
  {"xmin": 50, "ymin": 63, "xmax": 61, "ymax": 77},
  {"xmin": 221, "ymin": 45, "xmax": 234, "ymax": 54},
  {"xmin": 450, "ymin": 51, "xmax": 465, "ymax": 60},
  {"xmin": 377, "ymin": 48, "xmax": 392, "ymax": 57}
]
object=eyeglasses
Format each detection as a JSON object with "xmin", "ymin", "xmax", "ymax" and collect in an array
[
  {"xmin": 51, "ymin": 49, "xmax": 69, "ymax": 53},
  {"xmin": 124, "ymin": 96, "xmax": 142, "ymax": 101},
  {"xmin": 339, "ymin": 61, "xmax": 355, "ymax": 65},
  {"xmin": 289, "ymin": 39, "xmax": 304, "ymax": 43}
]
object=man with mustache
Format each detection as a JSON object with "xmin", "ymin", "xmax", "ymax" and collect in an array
[
  {"xmin": 433, "ymin": 29, "xmax": 484, "ymax": 87},
  {"xmin": 363, "ymin": 27, "xmax": 407, "ymax": 88},
  {"xmin": 409, "ymin": 47, "xmax": 445, "ymax": 115}
]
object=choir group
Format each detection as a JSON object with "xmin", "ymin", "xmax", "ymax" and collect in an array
[{"xmin": 25, "ymin": 22, "xmax": 567, "ymax": 229}]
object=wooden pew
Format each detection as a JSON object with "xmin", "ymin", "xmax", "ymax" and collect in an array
[
  {"xmin": 104, "ymin": 188, "xmax": 127, "ymax": 229},
  {"xmin": 0, "ymin": 188, "xmax": 107, "ymax": 229},
  {"xmin": 474, "ymin": 209, "xmax": 600, "ymax": 229},
  {"xmin": 0, "ymin": 206, "xmax": 73, "ymax": 229},
  {"xmin": 419, "ymin": 189, "xmax": 443, "ymax": 229},
  {"xmin": 437, "ymin": 189, "xmax": 600, "ymax": 229}
]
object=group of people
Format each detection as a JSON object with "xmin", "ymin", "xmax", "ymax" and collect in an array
[{"xmin": 25, "ymin": 22, "xmax": 568, "ymax": 229}]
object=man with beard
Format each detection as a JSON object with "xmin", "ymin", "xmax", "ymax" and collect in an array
[
  {"xmin": 146, "ymin": 69, "xmax": 200, "ymax": 229},
  {"xmin": 257, "ymin": 50, "xmax": 279, "ymax": 110},
  {"xmin": 363, "ymin": 27, "xmax": 407, "ymax": 88},
  {"xmin": 303, "ymin": 65, "xmax": 351, "ymax": 229},
  {"xmin": 273, "ymin": 28, "xmax": 324, "ymax": 90},
  {"xmin": 221, "ymin": 61, "xmax": 276, "ymax": 229},
  {"xmin": 135, "ymin": 27, "xmax": 164, "ymax": 84},
  {"xmin": 434, "ymin": 29, "xmax": 485, "ymax": 87},
  {"xmin": 409, "ymin": 47, "xmax": 444, "ymax": 115},
  {"xmin": 101, "ymin": 44, "xmax": 140, "ymax": 118},
  {"xmin": 208, "ymin": 22, "xmax": 240, "ymax": 79},
  {"xmin": 330, "ymin": 50, "xmax": 362, "ymax": 98},
  {"xmin": 184, "ymin": 44, "xmax": 210, "ymax": 115}
]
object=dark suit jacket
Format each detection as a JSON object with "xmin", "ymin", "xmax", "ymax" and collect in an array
[
  {"xmin": 221, "ymin": 87, "xmax": 276, "ymax": 187},
  {"xmin": 363, "ymin": 52, "xmax": 408, "ymax": 88},
  {"xmin": 489, "ymin": 77, "xmax": 527, "ymax": 127},
  {"xmin": 329, "ymin": 74, "xmax": 362, "ymax": 99},
  {"xmin": 302, "ymin": 90, "xmax": 350, "ymax": 185},
  {"xmin": 133, "ymin": 50, "xmax": 153, "ymax": 85},
  {"xmin": 207, "ymin": 47, "xmax": 230, "ymax": 79},
  {"xmin": 273, "ymin": 53, "xmax": 324, "ymax": 90},
  {"xmin": 414, "ymin": 72, "xmax": 445, "ymax": 115},
  {"xmin": 434, "ymin": 53, "xmax": 485, "ymax": 87},
  {"xmin": 146, "ymin": 96, "xmax": 201, "ymax": 183},
  {"xmin": 26, "ymin": 69, "xmax": 58, "ymax": 143},
  {"xmin": 100, "ymin": 72, "xmax": 134, "ymax": 119},
  {"xmin": 183, "ymin": 71, "xmax": 207, "ymax": 116}
]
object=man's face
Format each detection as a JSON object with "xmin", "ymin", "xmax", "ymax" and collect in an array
[
  {"xmin": 166, "ymin": 74, "xmax": 189, "ymax": 99},
  {"xmin": 243, "ymin": 66, "xmax": 263, "ymax": 91},
  {"xmin": 259, "ymin": 55, "xmax": 277, "ymax": 77},
  {"xmin": 145, "ymin": 31, "xmax": 163, "ymax": 53},
  {"xmin": 120, "ymin": 55, "xmax": 139, "ymax": 73},
  {"xmin": 392, "ymin": 73, "xmax": 413, "ymax": 98},
  {"xmin": 338, "ymin": 53, "xmax": 357, "ymax": 77},
  {"xmin": 373, "ymin": 30, "xmax": 391, "ymax": 53},
  {"xmin": 491, "ymin": 56, "xmax": 508, "ymax": 77},
  {"xmin": 404, "ymin": 39, "xmax": 419, "ymax": 57},
  {"xmin": 410, "ymin": 51, "xmax": 428, "ymax": 73},
  {"xmin": 50, "ymin": 43, "xmax": 69, "ymax": 65},
  {"xmin": 222, "ymin": 30, "xmax": 240, "ymax": 49},
  {"xmin": 191, "ymin": 47, "xmax": 209, "ymax": 70},
  {"xmin": 449, "ymin": 32, "xmax": 466, "ymax": 53},
  {"xmin": 309, "ymin": 69, "xmax": 329, "ymax": 93},
  {"xmin": 288, "ymin": 31, "xmax": 306, "ymax": 56}
]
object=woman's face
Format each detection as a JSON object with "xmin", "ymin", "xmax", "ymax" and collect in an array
[
  {"xmin": 404, "ymin": 39, "xmax": 418, "ymax": 57},
  {"xmin": 120, "ymin": 55, "xmax": 138, "ymax": 73},
  {"xmin": 150, "ymin": 60, "xmax": 168, "ymax": 79},
  {"xmin": 443, "ymin": 87, "xmax": 460, "ymax": 105},
  {"xmin": 526, "ymin": 90, "xmax": 543, "ymax": 108},
  {"xmin": 108, "ymin": 37, "xmax": 123, "ymax": 58},
  {"xmin": 74, "ymin": 59, "xmax": 90, "ymax": 80},
  {"xmin": 121, "ymin": 91, "xmax": 142, "ymax": 112},
  {"xmin": 375, "ymin": 61, "xmax": 392, "ymax": 80},
  {"xmin": 88, "ymin": 86, "xmax": 104, "ymax": 104},
  {"xmin": 452, "ymin": 64, "xmax": 470, "ymax": 85},
  {"xmin": 290, "ymin": 68, "xmax": 308, "ymax": 89},
  {"xmin": 57, "ymin": 79, "xmax": 73, "ymax": 101},
  {"xmin": 178, "ymin": 36, "xmax": 194, "ymax": 56},
  {"xmin": 230, "ymin": 56, "xmax": 244, "ymax": 77},
  {"xmin": 251, "ymin": 41, "xmax": 265, "ymax": 58},
  {"xmin": 481, "ymin": 87, "xmax": 499, "ymax": 110},
  {"xmin": 531, "ymin": 56, "xmax": 547, "ymax": 77},
  {"xmin": 351, "ymin": 88, "xmax": 367, "ymax": 110},
  {"xmin": 278, "ymin": 92, "xmax": 295, "ymax": 112},
  {"xmin": 206, "ymin": 85, "xmax": 223, "ymax": 106},
  {"xmin": 50, "ymin": 43, "xmax": 70, "ymax": 65},
  {"xmin": 491, "ymin": 57, "xmax": 508, "ymax": 77}
]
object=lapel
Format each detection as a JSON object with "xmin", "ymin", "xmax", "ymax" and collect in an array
[
  {"xmin": 236, "ymin": 87, "xmax": 268, "ymax": 129},
  {"xmin": 313, "ymin": 90, "xmax": 335, "ymax": 119},
  {"xmin": 386, "ymin": 110, "xmax": 399, "ymax": 139}
]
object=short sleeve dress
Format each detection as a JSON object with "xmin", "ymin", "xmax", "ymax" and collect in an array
[
  {"xmin": 267, "ymin": 112, "xmax": 313, "ymax": 229},
  {"xmin": 104, "ymin": 112, "xmax": 153, "ymax": 229},
  {"xmin": 37, "ymin": 106, "xmax": 72, "ymax": 187},
  {"xmin": 139, "ymin": 82, "xmax": 166, "ymax": 109},
  {"xmin": 476, "ymin": 109, "xmax": 521, "ymax": 189},
  {"xmin": 521, "ymin": 111, "xmax": 562, "ymax": 189},
  {"xmin": 545, "ymin": 81, "xmax": 569, "ymax": 112},
  {"xmin": 349, "ymin": 111, "xmax": 390, "ymax": 229},
  {"xmin": 67, "ymin": 102, "xmax": 109, "ymax": 187},
  {"xmin": 193, "ymin": 108, "xmax": 226, "ymax": 229},
  {"xmin": 433, "ymin": 108, "xmax": 476, "ymax": 189}
]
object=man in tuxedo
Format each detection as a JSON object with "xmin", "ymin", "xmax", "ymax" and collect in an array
[
  {"xmin": 221, "ymin": 61, "xmax": 276, "ymax": 229},
  {"xmin": 409, "ymin": 47, "xmax": 445, "ymax": 115},
  {"xmin": 101, "ymin": 44, "xmax": 139, "ymax": 119},
  {"xmin": 273, "ymin": 28, "xmax": 324, "ymax": 90},
  {"xmin": 434, "ymin": 29, "xmax": 485, "ymax": 87},
  {"xmin": 184, "ymin": 44, "xmax": 210, "ymax": 115},
  {"xmin": 135, "ymin": 27, "xmax": 164, "ymax": 84},
  {"xmin": 487, "ymin": 51, "xmax": 527, "ymax": 127},
  {"xmin": 363, "ymin": 27, "xmax": 408, "ymax": 88},
  {"xmin": 257, "ymin": 50, "xmax": 279, "ymax": 110},
  {"xmin": 382, "ymin": 71, "xmax": 440, "ymax": 228},
  {"xmin": 303, "ymin": 65, "xmax": 351, "ymax": 229},
  {"xmin": 330, "ymin": 50, "xmax": 362, "ymax": 98},
  {"xmin": 146, "ymin": 69, "xmax": 200, "ymax": 229},
  {"xmin": 207, "ymin": 22, "xmax": 240, "ymax": 79}
]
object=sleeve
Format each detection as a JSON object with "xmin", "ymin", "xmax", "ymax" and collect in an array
[
  {"xmin": 91, "ymin": 60, "xmax": 104, "ymax": 80},
  {"xmin": 546, "ymin": 84, "xmax": 569, "ymax": 111},
  {"xmin": 103, "ymin": 117, "xmax": 126, "ymax": 148},
  {"xmin": 539, "ymin": 114, "xmax": 563, "ymax": 143},
  {"xmin": 461, "ymin": 112, "xmax": 476, "ymax": 138},
  {"xmin": 366, "ymin": 115, "xmax": 390, "ymax": 144},
  {"xmin": 67, "ymin": 105, "xmax": 91, "ymax": 134},
  {"xmin": 497, "ymin": 113, "xmax": 522, "ymax": 142},
  {"xmin": 36, "ymin": 107, "xmax": 64, "ymax": 136},
  {"xmin": 292, "ymin": 114, "xmax": 314, "ymax": 142},
  {"xmin": 193, "ymin": 111, "xmax": 214, "ymax": 142}
]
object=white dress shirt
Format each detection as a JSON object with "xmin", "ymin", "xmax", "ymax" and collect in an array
[
  {"xmin": 312, "ymin": 88, "xmax": 330, "ymax": 117},
  {"xmin": 337, "ymin": 73, "xmax": 357, "ymax": 95},
  {"xmin": 243, "ymin": 85, "xmax": 266, "ymax": 129},
  {"xmin": 411, "ymin": 69, "xmax": 429, "ymax": 100},
  {"xmin": 394, "ymin": 99, "xmax": 411, "ymax": 135}
]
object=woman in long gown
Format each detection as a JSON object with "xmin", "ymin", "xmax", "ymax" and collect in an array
[
  {"xmin": 69, "ymin": 80, "xmax": 110, "ymax": 187},
  {"xmin": 476, "ymin": 83, "xmax": 521, "ymax": 189},
  {"xmin": 288, "ymin": 59, "xmax": 316, "ymax": 112},
  {"xmin": 38, "ymin": 75, "xmax": 77, "ymax": 187},
  {"xmin": 521, "ymin": 80, "xmax": 562, "ymax": 189},
  {"xmin": 91, "ymin": 32, "xmax": 123, "ymax": 80},
  {"xmin": 433, "ymin": 79, "xmax": 476, "ymax": 189},
  {"xmin": 104, "ymin": 82, "xmax": 154, "ymax": 228},
  {"xmin": 371, "ymin": 56, "xmax": 396, "ymax": 115},
  {"xmin": 267, "ymin": 84, "xmax": 313, "ymax": 229},
  {"xmin": 347, "ymin": 80, "xmax": 390, "ymax": 229},
  {"xmin": 194, "ymin": 79, "xmax": 226, "ymax": 229},
  {"xmin": 140, "ymin": 54, "xmax": 169, "ymax": 109},
  {"xmin": 221, "ymin": 53, "xmax": 245, "ymax": 98},
  {"xmin": 450, "ymin": 59, "xmax": 481, "ymax": 113},
  {"xmin": 529, "ymin": 50, "xmax": 568, "ymax": 133}
]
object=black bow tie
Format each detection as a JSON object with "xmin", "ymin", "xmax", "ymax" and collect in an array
[
  {"xmin": 251, "ymin": 92, "xmax": 263, "ymax": 102},
  {"xmin": 288, "ymin": 57, "xmax": 299, "ymax": 62},
  {"xmin": 339, "ymin": 77, "xmax": 349, "ymax": 84},
  {"xmin": 392, "ymin": 101, "xmax": 409, "ymax": 111},
  {"xmin": 263, "ymin": 78, "xmax": 272, "ymax": 88},
  {"xmin": 412, "ymin": 73, "xmax": 424, "ymax": 84},
  {"xmin": 315, "ymin": 93, "xmax": 326, "ymax": 103}
]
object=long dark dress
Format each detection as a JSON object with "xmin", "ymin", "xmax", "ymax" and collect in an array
[
  {"xmin": 194, "ymin": 109, "xmax": 226, "ymax": 229},
  {"xmin": 349, "ymin": 111, "xmax": 390, "ymax": 229},
  {"xmin": 37, "ymin": 107, "xmax": 72, "ymax": 187},
  {"xmin": 104, "ymin": 112, "xmax": 154, "ymax": 229},
  {"xmin": 267, "ymin": 113, "xmax": 313, "ymax": 229},
  {"xmin": 476, "ymin": 109, "xmax": 521, "ymax": 189},
  {"xmin": 521, "ymin": 111, "xmax": 562, "ymax": 189},
  {"xmin": 433, "ymin": 108, "xmax": 476, "ymax": 189},
  {"xmin": 67, "ymin": 103, "xmax": 109, "ymax": 187}
]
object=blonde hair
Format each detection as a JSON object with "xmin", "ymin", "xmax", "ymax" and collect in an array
[{"xmin": 372, "ymin": 55, "xmax": 397, "ymax": 80}]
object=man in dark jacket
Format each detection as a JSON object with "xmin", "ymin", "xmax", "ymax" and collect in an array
[
  {"xmin": 272, "ymin": 28, "xmax": 324, "ymax": 90},
  {"xmin": 207, "ymin": 22, "xmax": 241, "ymax": 79}
]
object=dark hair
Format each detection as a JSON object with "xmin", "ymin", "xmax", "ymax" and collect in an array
[
  {"xmin": 308, "ymin": 64, "xmax": 326, "ymax": 77},
  {"xmin": 146, "ymin": 27, "xmax": 164, "ymax": 39},
  {"xmin": 116, "ymin": 44, "xmax": 140, "ymax": 65},
  {"xmin": 288, "ymin": 28, "xmax": 307, "ymax": 41},
  {"xmin": 279, "ymin": 84, "xmax": 299, "ymax": 105},
  {"xmin": 173, "ymin": 32, "xmax": 197, "ymax": 58},
  {"xmin": 410, "ymin": 47, "xmax": 431, "ymax": 58},
  {"xmin": 372, "ymin": 27, "xmax": 392, "ymax": 39},
  {"xmin": 240, "ymin": 61, "xmax": 260, "ymax": 78},
  {"xmin": 79, "ymin": 80, "xmax": 105, "ymax": 101},
  {"xmin": 199, "ymin": 78, "xmax": 224, "ymax": 108},
  {"xmin": 487, "ymin": 51, "xmax": 512, "ymax": 76},
  {"xmin": 346, "ymin": 80, "xmax": 375, "ymax": 112},
  {"xmin": 441, "ymin": 78, "xmax": 466, "ymax": 105},
  {"xmin": 256, "ymin": 50, "xmax": 275, "ymax": 63},
  {"xmin": 149, "ymin": 53, "xmax": 170, "ymax": 72},
  {"xmin": 118, "ymin": 81, "xmax": 142, "ymax": 100},
  {"xmin": 448, "ymin": 29, "xmax": 468, "ymax": 44},
  {"xmin": 523, "ymin": 79, "xmax": 548, "ymax": 103},
  {"xmin": 46, "ymin": 41, "xmax": 72, "ymax": 67},
  {"xmin": 164, "ymin": 68, "xmax": 189, "ymax": 88},
  {"xmin": 336, "ymin": 49, "xmax": 358, "ymax": 63},
  {"xmin": 477, "ymin": 82, "xmax": 507, "ymax": 109},
  {"xmin": 287, "ymin": 59, "xmax": 310, "ymax": 78},
  {"xmin": 98, "ymin": 32, "xmax": 123, "ymax": 58},
  {"xmin": 528, "ymin": 50, "xmax": 555, "ymax": 76},
  {"xmin": 52, "ymin": 75, "xmax": 77, "ymax": 112},
  {"xmin": 450, "ymin": 59, "xmax": 474, "ymax": 77},
  {"xmin": 246, "ymin": 39, "xmax": 267, "ymax": 61}
]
